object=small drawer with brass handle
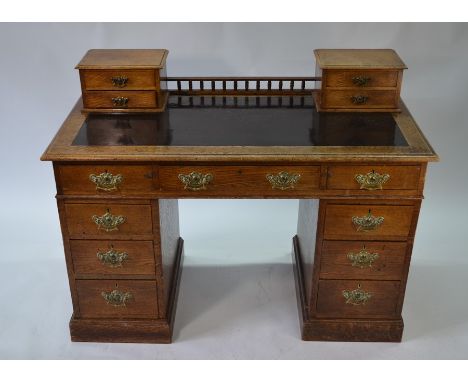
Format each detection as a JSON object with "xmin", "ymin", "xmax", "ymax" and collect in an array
[
  {"xmin": 76, "ymin": 280, "xmax": 159, "ymax": 318},
  {"xmin": 80, "ymin": 69, "xmax": 161, "ymax": 91},
  {"xmin": 320, "ymin": 241, "xmax": 407, "ymax": 280},
  {"xmin": 323, "ymin": 203, "xmax": 414, "ymax": 240},
  {"xmin": 326, "ymin": 165, "xmax": 421, "ymax": 194},
  {"xmin": 159, "ymin": 166, "xmax": 319, "ymax": 196},
  {"xmin": 316, "ymin": 279, "xmax": 401, "ymax": 318},
  {"xmin": 64, "ymin": 203, "xmax": 153, "ymax": 237},
  {"xmin": 325, "ymin": 70, "xmax": 399, "ymax": 88},
  {"xmin": 82, "ymin": 90, "xmax": 157, "ymax": 109},
  {"xmin": 320, "ymin": 89, "xmax": 399, "ymax": 109},
  {"xmin": 70, "ymin": 240, "xmax": 156, "ymax": 276},
  {"xmin": 57, "ymin": 164, "xmax": 156, "ymax": 195}
]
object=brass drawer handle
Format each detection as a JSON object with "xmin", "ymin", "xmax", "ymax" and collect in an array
[
  {"xmin": 101, "ymin": 288, "xmax": 132, "ymax": 307},
  {"xmin": 89, "ymin": 171, "xmax": 123, "ymax": 192},
  {"xmin": 355, "ymin": 170, "xmax": 390, "ymax": 190},
  {"xmin": 352, "ymin": 210, "xmax": 384, "ymax": 232},
  {"xmin": 266, "ymin": 171, "xmax": 301, "ymax": 190},
  {"xmin": 342, "ymin": 283, "xmax": 372, "ymax": 305},
  {"xmin": 347, "ymin": 246, "xmax": 379, "ymax": 268},
  {"xmin": 352, "ymin": 76, "xmax": 371, "ymax": 86},
  {"xmin": 178, "ymin": 171, "xmax": 213, "ymax": 191},
  {"xmin": 112, "ymin": 96, "xmax": 129, "ymax": 107},
  {"xmin": 92, "ymin": 209, "xmax": 126, "ymax": 232},
  {"xmin": 351, "ymin": 95, "xmax": 368, "ymax": 104},
  {"xmin": 111, "ymin": 76, "xmax": 128, "ymax": 88},
  {"xmin": 97, "ymin": 245, "xmax": 128, "ymax": 268}
]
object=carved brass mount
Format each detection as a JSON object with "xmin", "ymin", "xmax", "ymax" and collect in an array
[
  {"xmin": 112, "ymin": 96, "xmax": 129, "ymax": 107},
  {"xmin": 342, "ymin": 283, "xmax": 372, "ymax": 305},
  {"xmin": 352, "ymin": 76, "xmax": 371, "ymax": 86},
  {"xmin": 111, "ymin": 76, "xmax": 128, "ymax": 88},
  {"xmin": 178, "ymin": 171, "xmax": 213, "ymax": 191},
  {"xmin": 266, "ymin": 171, "xmax": 301, "ymax": 190},
  {"xmin": 352, "ymin": 210, "xmax": 384, "ymax": 232},
  {"xmin": 89, "ymin": 171, "xmax": 123, "ymax": 192},
  {"xmin": 351, "ymin": 95, "xmax": 368, "ymax": 104},
  {"xmin": 347, "ymin": 246, "xmax": 379, "ymax": 268},
  {"xmin": 92, "ymin": 209, "xmax": 126, "ymax": 232},
  {"xmin": 355, "ymin": 170, "xmax": 390, "ymax": 190},
  {"xmin": 101, "ymin": 289, "xmax": 132, "ymax": 307},
  {"xmin": 97, "ymin": 245, "xmax": 128, "ymax": 268}
]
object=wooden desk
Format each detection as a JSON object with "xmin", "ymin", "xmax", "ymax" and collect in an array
[{"xmin": 41, "ymin": 83, "xmax": 437, "ymax": 343}]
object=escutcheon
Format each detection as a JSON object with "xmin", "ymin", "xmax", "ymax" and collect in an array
[{"xmin": 266, "ymin": 171, "xmax": 301, "ymax": 190}]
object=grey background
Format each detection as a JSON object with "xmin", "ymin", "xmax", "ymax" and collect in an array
[{"xmin": 0, "ymin": 23, "xmax": 467, "ymax": 359}]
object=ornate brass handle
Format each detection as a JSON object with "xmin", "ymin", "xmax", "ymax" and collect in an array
[
  {"xmin": 352, "ymin": 210, "xmax": 384, "ymax": 232},
  {"xmin": 112, "ymin": 96, "xmax": 129, "ymax": 107},
  {"xmin": 97, "ymin": 245, "xmax": 128, "ymax": 268},
  {"xmin": 266, "ymin": 171, "xmax": 301, "ymax": 190},
  {"xmin": 347, "ymin": 246, "xmax": 379, "ymax": 268},
  {"xmin": 355, "ymin": 170, "xmax": 390, "ymax": 190},
  {"xmin": 178, "ymin": 171, "xmax": 213, "ymax": 191},
  {"xmin": 352, "ymin": 76, "xmax": 371, "ymax": 86},
  {"xmin": 342, "ymin": 283, "xmax": 372, "ymax": 305},
  {"xmin": 111, "ymin": 76, "xmax": 128, "ymax": 88},
  {"xmin": 351, "ymin": 95, "xmax": 368, "ymax": 104},
  {"xmin": 101, "ymin": 289, "xmax": 132, "ymax": 307},
  {"xmin": 89, "ymin": 171, "xmax": 123, "ymax": 192},
  {"xmin": 92, "ymin": 209, "xmax": 126, "ymax": 232}
]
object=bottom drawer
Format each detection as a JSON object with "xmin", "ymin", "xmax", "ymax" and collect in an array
[
  {"xmin": 316, "ymin": 280, "xmax": 400, "ymax": 318},
  {"xmin": 76, "ymin": 280, "xmax": 159, "ymax": 319},
  {"xmin": 83, "ymin": 90, "xmax": 158, "ymax": 109}
]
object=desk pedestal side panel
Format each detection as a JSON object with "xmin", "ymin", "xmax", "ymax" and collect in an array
[
  {"xmin": 54, "ymin": 162, "xmax": 183, "ymax": 343},
  {"xmin": 294, "ymin": 196, "xmax": 422, "ymax": 342}
]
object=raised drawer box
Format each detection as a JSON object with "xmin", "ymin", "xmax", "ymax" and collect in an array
[
  {"xmin": 76, "ymin": 279, "xmax": 160, "ymax": 319},
  {"xmin": 76, "ymin": 49, "xmax": 168, "ymax": 112},
  {"xmin": 158, "ymin": 165, "xmax": 320, "ymax": 196},
  {"xmin": 314, "ymin": 49, "xmax": 407, "ymax": 112}
]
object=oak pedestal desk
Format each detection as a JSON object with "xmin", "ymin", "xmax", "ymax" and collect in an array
[{"xmin": 41, "ymin": 78, "xmax": 438, "ymax": 343}]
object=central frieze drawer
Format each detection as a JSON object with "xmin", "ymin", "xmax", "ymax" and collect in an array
[
  {"xmin": 58, "ymin": 164, "xmax": 156, "ymax": 195},
  {"xmin": 76, "ymin": 280, "xmax": 159, "ymax": 319},
  {"xmin": 70, "ymin": 240, "xmax": 156, "ymax": 277},
  {"xmin": 158, "ymin": 166, "xmax": 320, "ymax": 196},
  {"xmin": 323, "ymin": 204, "xmax": 414, "ymax": 241},
  {"xmin": 64, "ymin": 203, "xmax": 153, "ymax": 237}
]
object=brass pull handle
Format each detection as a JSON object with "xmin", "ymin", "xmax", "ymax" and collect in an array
[
  {"xmin": 178, "ymin": 171, "xmax": 213, "ymax": 191},
  {"xmin": 112, "ymin": 96, "xmax": 129, "ymax": 107},
  {"xmin": 101, "ymin": 289, "xmax": 132, "ymax": 307},
  {"xmin": 352, "ymin": 210, "xmax": 384, "ymax": 232},
  {"xmin": 352, "ymin": 76, "xmax": 371, "ymax": 86},
  {"xmin": 92, "ymin": 208, "xmax": 126, "ymax": 232},
  {"xmin": 355, "ymin": 170, "xmax": 390, "ymax": 190},
  {"xmin": 351, "ymin": 95, "xmax": 368, "ymax": 104},
  {"xmin": 89, "ymin": 171, "xmax": 123, "ymax": 192},
  {"xmin": 111, "ymin": 76, "xmax": 128, "ymax": 88},
  {"xmin": 342, "ymin": 283, "xmax": 372, "ymax": 305},
  {"xmin": 266, "ymin": 171, "xmax": 301, "ymax": 190},
  {"xmin": 97, "ymin": 245, "xmax": 128, "ymax": 268},
  {"xmin": 347, "ymin": 246, "xmax": 379, "ymax": 268}
]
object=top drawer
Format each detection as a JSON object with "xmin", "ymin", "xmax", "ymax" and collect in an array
[
  {"xmin": 327, "ymin": 165, "xmax": 421, "ymax": 193},
  {"xmin": 57, "ymin": 164, "xmax": 156, "ymax": 196},
  {"xmin": 80, "ymin": 69, "xmax": 160, "ymax": 91},
  {"xmin": 325, "ymin": 70, "xmax": 399, "ymax": 88}
]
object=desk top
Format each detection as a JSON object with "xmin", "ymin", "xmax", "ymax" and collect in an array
[{"xmin": 41, "ymin": 94, "xmax": 438, "ymax": 163}]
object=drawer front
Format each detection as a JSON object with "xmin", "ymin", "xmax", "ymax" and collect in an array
[
  {"xmin": 76, "ymin": 280, "xmax": 159, "ymax": 318},
  {"xmin": 81, "ymin": 69, "xmax": 159, "ymax": 90},
  {"xmin": 322, "ymin": 89, "xmax": 398, "ymax": 109},
  {"xmin": 320, "ymin": 241, "xmax": 407, "ymax": 280},
  {"xmin": 327, "ymin": 165, "xmax": 421, "ymax": 192},
  {"xmin": 316, "ymin": 280, "xmax": 400, "ymax": 318},
  {"xmin": 159, "ymin": 166, "xmax": 320, "ymax": 196},
  {"xmin": 65, "ymin": 203, "xmax": 153, "ymax": 237},
  {"xmin": 323, "ymin": 204, "xmax": 414, "ymax": 240},
  {"xmin": 58, "ymin": 164, "xmax": 156, "ymax": 195},
  {"xmin": 83, "ymin": 90, "xmax": 157, "ymax": 109},
  {"xmin": 71, "ymin": 240, "xmax": 156, "ymax": 276},
  {"xmin": 325, "ymin": 70, "xmax": 399, "ymax": 88}
]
